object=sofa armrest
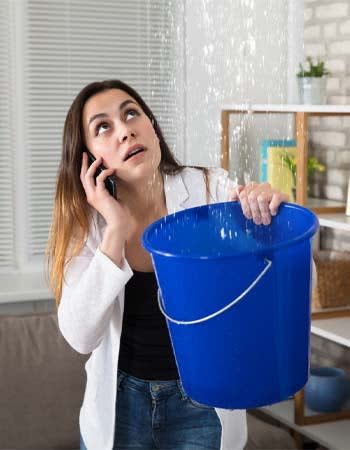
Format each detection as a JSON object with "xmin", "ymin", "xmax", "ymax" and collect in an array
[{"xmin": 0, "ymin": 312, "xmax": 88, "ymax": 449}]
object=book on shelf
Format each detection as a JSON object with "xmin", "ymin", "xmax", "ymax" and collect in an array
[{"xmin": 260, "ymin": 139, "xmax": 296, "ymax": 199}]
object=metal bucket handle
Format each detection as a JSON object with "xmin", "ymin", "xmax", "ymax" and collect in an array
[{"xmin": 157, "ymin": 258, "xmax": 272, "ymax": 325}]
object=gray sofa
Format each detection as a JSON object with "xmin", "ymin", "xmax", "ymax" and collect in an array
[
  {"xmin": 0, "ymin": 312, "xmax": 297, "ymax": 450},
  {"xmin": 0, "ymin": 312, "xmax": 87, "ymax": 449}
]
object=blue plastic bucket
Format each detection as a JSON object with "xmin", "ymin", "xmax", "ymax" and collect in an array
[{"xmin": 142, "ymin": 202, "xmax": 319, "ymax": 409}]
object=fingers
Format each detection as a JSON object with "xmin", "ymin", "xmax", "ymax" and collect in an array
[
  {"xmin": 235, "ymin": 182, "xmax": 287, "ymax": 226},
  {"xmin": 238, "ymin": 182, "xmax": 258, "ymax": 221},
  {"xmin": 80, "ymin": 152, "xmax": 88, "ymax": 191},
  {"xmin": 269, "ymin": 191, "xmax": 289, "ymax": 216},
  {"xmin": 95, "ymin": 168, "xmax": 115, "ymax": 190},
  {"xmin": 229, "ymin": 185, "xmax": 244, "ymax": 201},
  {"xmin": 86, "ymin": 155, "xmax": 102, "ymax": 178},
  {"xmin": 80, "ymin": 151, "xmax": 88, "ymax": 178},
  {"xmin": 81, "ymin": 152, "xmax": 100, "ymax": 195},
  {"xmin": 80, "ymin": 152, "xmax": 114, "ymax": 195},
  {"xmin": 257, "ymin": 191, "xmax": 271, "ymax": 225}
]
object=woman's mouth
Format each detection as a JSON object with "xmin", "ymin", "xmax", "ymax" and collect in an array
[{"xmin": 124, "ymin": 146, "xmax": 146, "ymax": 162}]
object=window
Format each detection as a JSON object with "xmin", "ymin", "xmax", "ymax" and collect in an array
[
  {"xmin": 0, "ymin": 0, "xmax": 184, "ymax": 299},
  {"xmin": 0, "ymin": 0, "xmax": 15, "ymax": 270}
]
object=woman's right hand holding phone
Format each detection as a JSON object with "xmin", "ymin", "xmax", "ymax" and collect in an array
[{"xmin": 80, "ymin": 152, "xmax": 130, "ymax": 266}]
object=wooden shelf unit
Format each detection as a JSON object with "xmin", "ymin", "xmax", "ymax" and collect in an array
[
  {"xmin": 260, "ymin": 399, "xmax": 350, "ymax": 450},
  {"xmin": 220, "ymin": 104, "xmax": 350, "ymax": 443},
  {"xmin": 220, "ymin": 104, "xmax": 350, "ymax": 210},
  {"xmin": 259, "ymin": 317, "xmax": 350, "ymax": 449},
  {"xmin": 295, "ymin": 314, "xmax": 350, "ymax": 427},
  {"xmin": 220, "ymin": 104, "xmax": 350, "ymax": 319},
  {"xmin": 318, "ymin": 213, "xmax": 350, "ymax": 232}
]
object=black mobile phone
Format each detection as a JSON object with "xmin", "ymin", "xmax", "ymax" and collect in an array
[{"xmin": 86, "ymin": 151, "xmax": 117, "ymax": 198}]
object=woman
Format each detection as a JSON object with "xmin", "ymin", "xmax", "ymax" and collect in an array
[{"xmin": 47, "ymin": 79, "xmax": 288, "ymax": 450}]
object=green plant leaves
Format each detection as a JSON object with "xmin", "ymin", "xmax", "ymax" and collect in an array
[{"xmin": 297, "ymin": 56, "xmax": 330, "ymax": 78}]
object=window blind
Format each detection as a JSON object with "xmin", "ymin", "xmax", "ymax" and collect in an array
[
  {"xmin": 20, "ymin": 0, "xmax": 184, "ymax": 267},
  {"xmin": 0, "ymin": 0, "xmax": 15, "ymax": 270}
]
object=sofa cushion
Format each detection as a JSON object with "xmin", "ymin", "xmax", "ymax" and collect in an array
[{"xmin": 0, "ymin": 312, "xmax": 88, "ymax": 450}]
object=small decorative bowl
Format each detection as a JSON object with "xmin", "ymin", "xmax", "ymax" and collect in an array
[{"xmin": 305, "ymin": 367, "xmax": 350, "ymax": 413}]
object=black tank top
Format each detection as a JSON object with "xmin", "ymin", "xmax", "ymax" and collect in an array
[{"xmin": 118, "ymin": 270, "xmax": 179, "ymax": 380}]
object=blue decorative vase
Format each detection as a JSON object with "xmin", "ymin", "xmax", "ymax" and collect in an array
[{"xmin": 305, "ymin": 367, "xmax": 350, "ymax": 413}]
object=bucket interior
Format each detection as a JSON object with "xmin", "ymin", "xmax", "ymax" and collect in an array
[{"xmin": 143, "ymin": 202, "xmax": 318, "ymax": 258}]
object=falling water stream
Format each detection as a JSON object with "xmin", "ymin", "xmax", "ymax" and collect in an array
[{"xmin": 154, "ymin": 0, "xmax": 296, "ymax": 249}]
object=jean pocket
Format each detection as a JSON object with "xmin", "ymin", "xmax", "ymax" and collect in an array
[
  {"xmin": 177, "ymin": 379, "xmax": 213, "ymax": 410},
  {"xmin": 187, "ymin": 396, "xmax": 214, "ymax": 410}
]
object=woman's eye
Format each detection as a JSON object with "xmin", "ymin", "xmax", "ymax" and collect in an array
[
  {"xmin": 125, "ymin": 109, "xmax": 139, "ymax": 120},
  {"xmin": 96, "ymin": 122, "xmax": 109, "ymax": 136}
]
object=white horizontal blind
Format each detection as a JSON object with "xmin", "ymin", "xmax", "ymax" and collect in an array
[
  {"xmin": 0, "ymin": 0, "xmax": 15, "ymax": 270},
  {"xmin": 24, "ymin": 0, "xmax": 183, "ymax": 260}
]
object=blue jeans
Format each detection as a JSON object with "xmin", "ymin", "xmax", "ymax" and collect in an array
[{"xmin": 80, "ymin": 369, "xmax": 222, "ymax": 450}]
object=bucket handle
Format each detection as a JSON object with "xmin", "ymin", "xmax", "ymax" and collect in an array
[{"xmin": 157, "ymin": 258, "xmax": 272, "ymax": 325}]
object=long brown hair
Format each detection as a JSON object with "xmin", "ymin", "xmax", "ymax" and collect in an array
[{"xmin": 46, "ymin": 79, "xmax": 208, "ymax": 305}]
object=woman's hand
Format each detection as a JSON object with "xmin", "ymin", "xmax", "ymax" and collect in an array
[
  {"xmin": 229, "ymin": 182, "xmax": 289, "ymax": 225},
  {"xmin": 80, "ymin": 152, "xmax": 130, "ymax": 236}
]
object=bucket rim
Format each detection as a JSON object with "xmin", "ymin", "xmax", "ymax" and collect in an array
[{"xmin": 142, "ymin": 202, "xmax": 319, "ymax": 260}]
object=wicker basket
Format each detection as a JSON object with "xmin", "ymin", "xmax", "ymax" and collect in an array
[{"xmin": 312, "ymin": 250, "xmax": 350, "ymax": 310}]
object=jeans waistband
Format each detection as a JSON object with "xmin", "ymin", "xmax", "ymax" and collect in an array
[{"xmin": 117, "ymin": 369, "xmax": 188, "ymax": 398}]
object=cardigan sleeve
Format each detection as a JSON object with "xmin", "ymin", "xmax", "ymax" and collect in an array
[{"xmin": 57, "ymin": 233, "xmax": 133, "ymax": 355}]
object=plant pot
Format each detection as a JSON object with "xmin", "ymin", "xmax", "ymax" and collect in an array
[
  {"xmin": 305, "ymin": 367, "xmax": 350, "ymax": 413},
  {"xmin": 298, "ymin": 77, "xmax": 327, "ymax": 105}
]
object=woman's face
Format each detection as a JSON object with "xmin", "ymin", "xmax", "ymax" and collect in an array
[{"xmin": 82, "ymin": 88, "xmax": 161, "ymax": 184}]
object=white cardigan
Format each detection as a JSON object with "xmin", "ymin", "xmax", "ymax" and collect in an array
[{"xmin": 58, "ymin": 167, "xmax": 247, "ymax": 450}]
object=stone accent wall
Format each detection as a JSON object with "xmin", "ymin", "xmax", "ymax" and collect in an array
[
  {"xmin": 304, "ymin": 0, "xmax": 350, "ymax": 248},
  {"xmin": 305, "ymin": 0, "xmax": 350, "ymax": 403}
]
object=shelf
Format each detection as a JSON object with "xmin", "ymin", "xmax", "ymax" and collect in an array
[
  {"xmin": 260, "ymin": 400, "xmax": 350, "ymax": 450},
  {"xmin": 222, "ymin": 104, "xmax": 350, "ymax": 114},
  {"xmin": 307, "ymin": 198, "xmax": 346, "ymax": 214},
  {"xmin": 221, "ymin": 105, "xmax": 350, "ymax": 448},
  {"xmin": 318, "ymin": 213, "xmax": 350, "ymax": 232},
  {"xmin": 311, "ymin": 316, "xmax": 350, "ymax": 348}
]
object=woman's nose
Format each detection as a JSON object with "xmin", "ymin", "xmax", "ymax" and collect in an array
[
  {"xmin": 121, "ymin": 131, "xmax": 136, "ymax": 142},
  {"xmin": 118, "ymin": 124, "xmax": 136, "ymax": 143}
]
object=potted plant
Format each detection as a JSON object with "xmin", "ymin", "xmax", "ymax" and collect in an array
[
  {"xmin": 297, "ymin": 57, "xmax": 330, "ymax": 105},
  {"xmin": 281, "ymin": 151, "xmax": 326, "ymax": 201}
]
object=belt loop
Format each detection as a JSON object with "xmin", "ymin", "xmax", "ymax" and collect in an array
[
  {"xmin": 177, "ymin": 378, "xmax": 188, "ymax": 400},
  {"xmin": 117, "ymin": 369, "xmax": 126, "ymax": 390}
]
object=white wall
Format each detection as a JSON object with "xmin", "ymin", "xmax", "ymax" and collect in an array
[
  {"xmin": 287, "ymin": 0, "xmax": 305, "ymax": 103},
  {"xmin": 184, "ymin": 0, "xmax": 304, "ymax": 182}
]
